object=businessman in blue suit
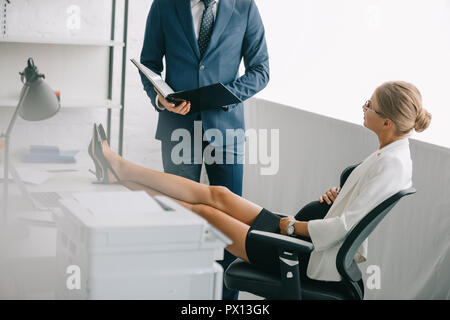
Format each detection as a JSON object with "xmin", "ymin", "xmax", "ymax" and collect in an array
[{"xmin": 140, "ymin": 0, "xmax": 269, "ymax": 300}]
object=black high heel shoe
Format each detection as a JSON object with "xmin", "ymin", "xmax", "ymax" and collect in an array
[
  {"xmin": 88, "ymin": 124, "xmax": 102, "ymax": 180},
  {"xmin": 97, "ymin": 123, "xmax": 108, "ymax": 142},
  {"xmin": 91, "ymin": 125, "xmax": 120, "ymax": 184}
]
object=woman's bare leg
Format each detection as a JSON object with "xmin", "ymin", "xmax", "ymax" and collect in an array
[
  {"xmin": 190, "ymin": 203, "xmax": 250, "ymax": 263},
  {"xmin": 121, "ymin": 180, "xmax": 164, "ymax": 197},
  {"xmin": 120, "ymin": 180, "xmax": 250, "ymax": 262},
  {"xmin": 103, "ymin": 141, "xmax": 263, "ymax": 226}
]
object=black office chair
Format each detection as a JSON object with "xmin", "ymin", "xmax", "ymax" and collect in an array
[{"xmin": 224, "ymin": 164, "xmax": 416, "ymax": 300}]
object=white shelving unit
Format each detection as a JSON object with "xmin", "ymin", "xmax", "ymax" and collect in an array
[
  {"xmin": 0, "ymin": 0, "xmax": 129, "ymax": 154},
  {"xmin": 0, "ymin": 98, "xmax": 122, "ymax": 109},
  {"xmin": 0, "ymin": 36, "xmax": 124, "ymax": 47}
]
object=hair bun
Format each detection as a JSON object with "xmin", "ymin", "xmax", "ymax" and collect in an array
[{"xmin": 414, "ymin": 108, "xmax": 432, "ymax": 132}]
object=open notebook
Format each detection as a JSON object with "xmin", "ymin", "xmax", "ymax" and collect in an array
[{"xmin": 131, "ymin": 58, "xmax": 242, "ymax": 112}]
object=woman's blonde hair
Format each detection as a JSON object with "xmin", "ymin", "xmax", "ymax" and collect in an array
[{"xmin": 374, "ymin": 81, "xmax": 431, "ymax": 135}]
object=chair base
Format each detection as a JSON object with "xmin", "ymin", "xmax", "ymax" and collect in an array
[{"xmin": 225, "ymin": 259, "xmax": 363, "ymax": 300}]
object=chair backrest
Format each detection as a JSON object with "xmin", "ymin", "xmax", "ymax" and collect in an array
[
  {"xmin": 336, "ymin": 187, "xmax": 416, "ymax": 282},
  {"xmin": 336, "ymin": 164, "xmax": 416, "ymax": 282},
  {"xmin": 339, "ymin": 164, "xmax": 360, "ymax": 189}
]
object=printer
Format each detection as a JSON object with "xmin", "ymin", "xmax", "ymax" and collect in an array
[{"xmin": 54, "ymin": 191, "xmax": 231, "ymax": 300}]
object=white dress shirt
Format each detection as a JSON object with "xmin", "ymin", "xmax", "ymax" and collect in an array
[
  {"xmin": 191, "ymin": 0, "xmax": 219, "ymax": 40},
  {"xmin": 306, "ymin": 138, "xmax": 413, "ymax": 281}
]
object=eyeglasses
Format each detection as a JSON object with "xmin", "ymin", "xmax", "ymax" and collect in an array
[{"xmin": 362, "ymin": 100, "xmax": 385, "ymax": 117}]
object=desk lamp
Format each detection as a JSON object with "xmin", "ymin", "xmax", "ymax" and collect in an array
[{"xmin": 1, "ymin": 58, "xmax": 60, "ymax": 223}]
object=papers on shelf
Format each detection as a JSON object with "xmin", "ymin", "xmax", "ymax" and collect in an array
[{"xmin": 24, "ymin": 145, "xmax": 79, "ymax": 163}]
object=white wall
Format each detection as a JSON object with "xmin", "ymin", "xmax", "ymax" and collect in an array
[{"xmin": 254, "ymin": 0, "xmax": 450, "ymax": 149}]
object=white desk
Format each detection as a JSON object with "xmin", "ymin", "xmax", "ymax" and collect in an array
[
  {"xmin": 0, "ymin": 156, "xmax": 128, "ymax": 299},
  {"xmin": 0, "ymin": 154, "xmax": 227, "ymax": 299}
]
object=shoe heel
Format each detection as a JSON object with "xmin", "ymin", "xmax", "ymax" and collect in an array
[
  {"xmin": 92, "ymin": 125, "xmax": 120, "ymax": 184},
  {"xmin": 98, "ymin": 123, "xmax": 108, "ymax": 142},
  {"xmin": 92, "ymin": 180, "xmax": 110, "ymax": 185},
  {"xmin": 91, "ymin": 170, "xmax": 118, "ymax": 185},
  {"xmin": 88, "ymin": 124, "xmax": 103, "ymax": 181}
]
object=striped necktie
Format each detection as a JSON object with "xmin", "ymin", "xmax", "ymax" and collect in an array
[{"xmin": 198, "ymin": 0, "xmax": 216, "ymax": 57}]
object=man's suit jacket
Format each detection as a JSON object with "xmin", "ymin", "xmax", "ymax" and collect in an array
[
  {"xmin": 140, "ymin": 0, "xmax": 270, "ymax": 145},
  {"xmin": 306, "ymin": 138, "xmax": 413, "ymax": 282}
]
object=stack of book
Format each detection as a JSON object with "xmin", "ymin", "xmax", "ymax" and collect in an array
[{"xmin": 24, "ymin": 145, "xmax": 78, "ymax": 163}]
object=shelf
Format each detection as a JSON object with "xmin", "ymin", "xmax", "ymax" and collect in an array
[
  {"xmin": 0, "ymin": 99, "xmax": 122, "ymax": 110},
  {"xmin": 0, "ymin": 0, "xmax": 129, "ymax": 155},
  {"xmin": 0, "ymin": 36, "xmax": 124, "ymax": 47}
]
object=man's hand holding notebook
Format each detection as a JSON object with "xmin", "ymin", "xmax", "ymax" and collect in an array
[
  {"xmin": 131, "ymin": 58, "xmax": 242, "ymax": 113},
  {"xmin": 154, "ymin": 87, "xmax": 191, "ymax": 115}
]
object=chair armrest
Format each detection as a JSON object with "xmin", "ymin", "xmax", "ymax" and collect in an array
[{"xmin": 249, "ymin": 230, "xmax": 314, "ymax": 254}]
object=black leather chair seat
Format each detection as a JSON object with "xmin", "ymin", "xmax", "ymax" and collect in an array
[
  {"xmin": 225, "ymin": 258, "xmax": 358, "ymax": 300},
  {"xmin": 225, "ymin": 259, "xmax": 282, "ymax": 299}
]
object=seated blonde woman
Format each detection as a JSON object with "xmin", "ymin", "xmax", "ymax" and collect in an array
[{"xmin": 88, "ymin": 81, "xmax": 431, "ymax": 285}]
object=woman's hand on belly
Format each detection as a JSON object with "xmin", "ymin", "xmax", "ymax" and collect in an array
[{"xmin": 319, "ymin": 187, "xmax": 340, "ymax": 205}]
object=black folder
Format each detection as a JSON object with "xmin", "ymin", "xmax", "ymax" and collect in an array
[{"xmin": 131, "ymin": 59, "xmax": 242, "ymax": 112}]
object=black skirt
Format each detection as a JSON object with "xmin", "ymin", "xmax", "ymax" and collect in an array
[{"xmin": 245, "ymin": 201, "xmax": 332, "ymax": 278}]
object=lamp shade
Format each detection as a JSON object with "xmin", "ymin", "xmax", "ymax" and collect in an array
[{"xmin": 18, "ymin": 76, "xmax": 60, "ymax": 121}]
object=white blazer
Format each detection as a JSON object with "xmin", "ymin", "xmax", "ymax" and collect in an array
[{"xmin": 306, "ymin": 138, "xmax": 413, "ymax": 282}]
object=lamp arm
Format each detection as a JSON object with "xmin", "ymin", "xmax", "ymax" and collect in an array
[
  {"xmin": 5, "ymin": 84, "xmax": 31, "ymax": 138},
  {"xmin": 2, "ymin": 84, "xmax": 31, "ymax": 223}
]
